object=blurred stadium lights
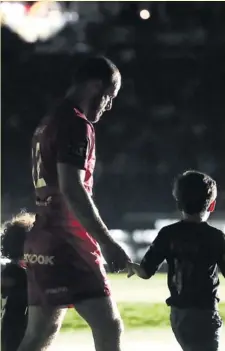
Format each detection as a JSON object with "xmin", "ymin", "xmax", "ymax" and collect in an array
[
  {"xmin": 118, "ymin": 242, "xmax": 136, "ymax": 261},
  {"xmin": 135, "ymin": 247, "xmax": 149, "ymax": 262},
  {"xmin": 109, "ymin": 229, "xmax": 130, "ymax": 241},
  {"xmin": 0, "ymin": 1, "xmax": 79, "ymax": 43},
  {"xmin": 139, "ymin": 9, "xmax": 150, "ymax": 20},
  {"xmin": 132, "ymin": 230, "xmax": 158, "ymax": 244}
]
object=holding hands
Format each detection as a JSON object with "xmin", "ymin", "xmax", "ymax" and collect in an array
[{"xmin": 126, "ymin": 261, "xmax": 149, "ymax": 279}]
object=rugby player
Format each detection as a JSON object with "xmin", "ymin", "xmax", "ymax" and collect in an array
[
  {"xmin": 127, "ymin": 170, "xmax": 225, "ymax": 351},
  {"xmin": 18, "ymin": 56, "xmax": 131, "ymax": 351},
  {"xmin": 1, "ymin": 212, "xmax": 34, "ymax": 351}
]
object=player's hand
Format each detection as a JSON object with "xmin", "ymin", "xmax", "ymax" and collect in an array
[{"xmin": 101, "ymin": 241, "xmax": 131, "ymax": 273}]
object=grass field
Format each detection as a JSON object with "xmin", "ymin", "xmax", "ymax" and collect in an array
[
  {"xmin": 52, "ymin": 273, "xmax": 225, "ymax": 350},
  {"xmin": 62, "ymin": 273, "xmax": 225, "ymax": 331}
]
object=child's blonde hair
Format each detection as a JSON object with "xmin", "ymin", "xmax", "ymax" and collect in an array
[{"xmin": 1, "ymin": 211, "xmax": 35, "ymax": 259}]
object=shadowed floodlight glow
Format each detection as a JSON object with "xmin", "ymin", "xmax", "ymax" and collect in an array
[
  {"xmin": 140, "ymin": 9, "xmax": 150, "ymax": 20},
  {"xmin": 0, "ymin": 1, "xmax": 78, "ymax": 43}
]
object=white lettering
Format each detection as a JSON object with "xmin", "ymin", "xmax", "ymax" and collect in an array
[
  {"xmin": 30, "ymin": 254, "xmax": 37, "ymax": 264},
  {"xmin": 24, "ymin": 254, "xmax": 54, "ymax": 265},
  {"xmin": 37, "ymin": 255, "xmax": 44, "ymax": 264}
]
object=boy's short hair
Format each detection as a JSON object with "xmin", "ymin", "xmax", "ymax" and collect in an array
[
  {"xmin": 1, "ymin": 211, "xmax": 35, "ymax": 260},
  {"xmin": 173, "ymin": 170, "xmax": 217, "ymax": 215}
]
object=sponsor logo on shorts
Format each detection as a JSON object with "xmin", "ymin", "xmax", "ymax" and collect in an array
[{"xmin": 24, "ymin": 254, "xmax": 54, "ymax": 265}]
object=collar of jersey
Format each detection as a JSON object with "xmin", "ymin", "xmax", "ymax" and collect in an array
[
  {"xmin": 74, "ymin": 106, "xmax": 85, "ymax": 116},
  {"xmin": 73, "ymin": 106, "xmax": 94, "ymax": 128}
]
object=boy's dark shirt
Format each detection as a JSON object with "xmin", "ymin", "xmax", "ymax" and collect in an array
[
  {"xmin": 1, "ymin": 262, "xmax": 28, "ymax": 321},
  {"xmin": 141, "ymin": 221, "xmax": 225, "ymax": 309}
]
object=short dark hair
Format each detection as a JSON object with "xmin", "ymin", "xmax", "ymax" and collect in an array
[
  {"xmin": 1, "ymin": 212, "xmax": 35, "ymax": 259},
  {"xmin": 74, "ymin": 56, "xmax": 121, "ymax": 88},
  {"xmin": 173, "ymin": 170, "xmax": 217, "ymax": 215}
]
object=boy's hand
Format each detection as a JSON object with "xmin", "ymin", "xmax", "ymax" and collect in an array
[
  {"xmin": 127, "ymin": 261, "xmax": 142, "ymax": 278},
  {"xmin": 127, "ymin": 261, "xmax": 135, "ymax": 278},
  {"xmin": 127, "ymin": 261, "xmax": 149, "ymax": 279}
]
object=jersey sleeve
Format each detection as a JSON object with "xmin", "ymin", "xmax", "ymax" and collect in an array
[
  {"xmin": 140, "ymin": 227, "xmax": 168, "ymax": 278},
  {"xmin": 56, "ymin": 117, "xmax": 90, "ymax": 170}
]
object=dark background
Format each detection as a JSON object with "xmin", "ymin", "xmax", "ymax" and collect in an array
[{"xmin": 2, "ymin": 1, "xmax": 225, "ymax": 228}]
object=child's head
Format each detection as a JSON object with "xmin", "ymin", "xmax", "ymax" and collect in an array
[
  {"xmin": 1, "ymin": 211, "xmax": 35, "ymax": 260},
  {"xmin": 173, "ymin": 170, "xmax": 217, "ymax": 219}
]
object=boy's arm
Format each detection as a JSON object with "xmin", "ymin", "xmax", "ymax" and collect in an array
[
  {"xmin": 140, "ymin": 227, "xmax": 168, "ymax": 279},
  {"xmin": 217, "ymin": 231, "xmax": 225, "ymax": 277}
]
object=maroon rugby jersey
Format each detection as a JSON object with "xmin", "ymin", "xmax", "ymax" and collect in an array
[
  {"xmin": 32, "ymin": 100, "xmax": 96, "ymax": 225},
  {"xmin": 25, "ymin": 101, "xmax": 110, "ymax": 305},
  {"xmin": 32, "ymin": 102, "xmax": 95, "ymax": 204},
  {"xmin": 29, "ymin": 100, "xmax": 110, "ymax": 305},
  {"xmin": 25, "ymin": 101, "xmax": 110, "ymax": 306}
]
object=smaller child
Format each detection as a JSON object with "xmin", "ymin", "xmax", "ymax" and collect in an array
[
  {"xmin": 1, "ymin": 211, "xmax": 35, "ymax": 351},
  {"xmin": 127, "ymin": 170, "xmax": 225, "ymax": 351}
]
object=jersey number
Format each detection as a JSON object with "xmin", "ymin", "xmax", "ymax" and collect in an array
[{"xmin": 32, "ymin": 142, "xmax": 46, "ymax": 189}]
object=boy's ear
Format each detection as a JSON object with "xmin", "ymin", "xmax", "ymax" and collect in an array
[{"xmin": 208, "ymin": 200, "xmax": 216, "ymax": 213}]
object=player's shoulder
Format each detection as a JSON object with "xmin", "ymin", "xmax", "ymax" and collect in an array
[
  {"xmin": 54, "ymin": 100, "xmax": 92, "ymax": 133},
  {"xmin": 33, "ymin": 100, "xmax": 90, "ymax": 139}
]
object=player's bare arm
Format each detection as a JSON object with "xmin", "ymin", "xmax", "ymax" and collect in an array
[
  {"xmin": 57, "ymin": 163, "xmax": 114, "ymax": 245},
  {"xmin": 57, "ymin": 163, "xmax": 130, "ymax": 271}
]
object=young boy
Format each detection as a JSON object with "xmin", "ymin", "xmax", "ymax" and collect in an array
[
  {"xmin": 127, "ymin": 170, "xmax": 225, "ymax": 351},
  {"xmin": 1, "ymin": 212, "xmax": 35, "ymax": 351}
]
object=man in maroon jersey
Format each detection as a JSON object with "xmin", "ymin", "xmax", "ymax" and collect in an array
[{"xmin": 18, "ymin": 56, "xmax": 130, "ymax": 351}]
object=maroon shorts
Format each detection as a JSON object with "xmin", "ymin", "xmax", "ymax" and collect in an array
[{"xmin": 24, "ymin": 225, "xmax": 111, "ymax": 307}]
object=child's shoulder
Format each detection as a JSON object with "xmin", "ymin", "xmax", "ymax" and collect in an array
[
  {"xmin": 155, "ymin": 222, "xmax": 182, "ymax": 241},
  {"xmin": 1, "ymin": 261, "xmax": 13, "ymax": 276},
  {"xmin": 1, "ymin": 261, "xmax": 25, "ymax": 280},
  {"xmin": 158, "ymin": 220, "xmax": 208, "ymax": 236},
  {"xmin": 1, "ymin": 262, "xmax": 26, "ymax": 297},
  {"xmin": 160, "ymin": 221, "xmax": 224, "ymax": 240},
  {"xmin": 205, "ymin": 223, "xmax": 224, "ymax": 238},
  {"xmin": 159, "ymin": 221, "xmax": 182, "ymax": 233}
]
